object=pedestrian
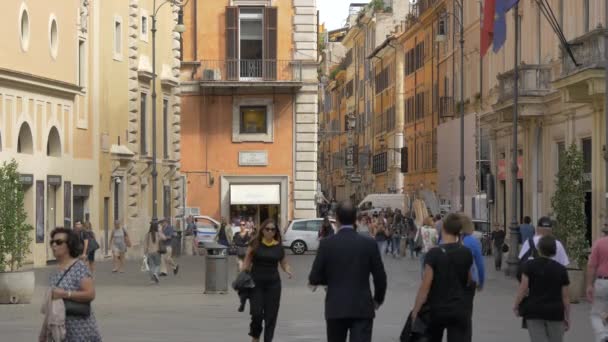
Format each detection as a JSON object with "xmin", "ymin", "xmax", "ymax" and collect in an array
[
  {"xmin": 410, "ymin": 213, "xmax": 473, "ymax": 342},
  {"xmin": 41, "ymin": 227, "xmax": 102, "ymax": 342},
  {"xmin": 406, "ymin": 215, "xmax": 419, "ymax": 259},
  {"xmin": 372, "ymin": 215, "xmax": 389, "ymax": 256},
  {"xmin": 386, "ymin": 209, "xmax": 395, "ymax": 254},
  {"xmin": 460, "ymin": 213, "xmax": 486, "ymax": 342},
  {"xmin": 586, "ymin": 224, "xmax": 608, "ymax": 342},
  {"xmin": 160, "ymin": 218, "xmax": 179, "ymax": 277},
  {"xmin": 415, "ymin": 216, "xmax": 438, "ymax": 276},
  {"xmin": 83, "ymin": 221, "xmax": 99, "ymax": 274},
  {"xmin": 185, "ymin": 216, "xmax": 197, "ymax": 256},
  {"xmin": 319, "ymin": 216, "xmax": 335, "ymax": 239},
  {"xmin": 233, "ymin": 221, "xmax": 252, "ymax": 271},
  {"xmin": 215, "ymin": 217, "xmax": 233, "ymax": 247},
  {"xmin": 143, "ymin": 222, "xmax": 165, "ymax": 284},
  {"xmin": 242, "ymin": 219, "xmax": 293, "ymax": 342},
  {"xmin": 391, "ymin": 210, "xmax": 403, "ymax": 258},
  {"xmin": 434, "ymin": 214, "xmax": 443, "ymax": 239},
  {"xmin": 109, "ymin": 220, "xmax": 130, "ymax": 273},
  {"xmin": 520, "ymin": 216, "xmax": 535, "ymax": 244},
  {"xmin": 514, "ymin": 235, "xmax": 570, "ymax": 342},
  {"xmin": 246, "ymin": 216, "xmax": 255, "ymax": 231},
  {"xmin": 519, "ymin": 217, "xmax": 569, "ymax": 267},
  {"xmin": 491, "ymin": 225, "xmax": 507, "ymax": 271},
  {"xmin": 309, "ymin": 200, "xmax": 387, "ymax": 342}
]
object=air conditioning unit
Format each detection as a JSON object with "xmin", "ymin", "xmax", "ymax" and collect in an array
[{"xmin": 202, "ymin": 69, "xmax": 221, "ymax": 81}]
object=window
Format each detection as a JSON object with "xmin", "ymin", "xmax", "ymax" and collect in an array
[
  {"xmin": 47, "ymin": 127, "xmax": 61, "ymax": 157},
  {"xmin": 306, "ymin": 220, "xmax": 322, "ymax": 232},
  {"xmin": 140, "ymin": 93, "xmax": 147, "ymax": 155},
  {"xmin": 113, "ymin": 16, "xmax": 123, "ymax": 60},
  {"xmin": 163, "ymin": 99, "xmax": 169, "ymax": 159},
  {"xmin": 239, "ymin": 106, "xmax": 267, "ymax": 134},
  {"xmin": 239, "ymin": 8, "xmax": 263, "ymax": 78},
  {"xmin": 140, "ymin": 11, "xmax": 149, "ymax": 42},
  {"xmin": 78, "ymin": 40, "xmax": 86, "ymax": 87},
  {"xmin": 19, "ymin": 3, "xmax": 30, "ymax": 51},
  {"xmin": 17, "ymin": 122, "xmax": 33, "ymax": 154},
  {"xmin": 49, "ymin": 16, "xmax": 58, "ymax": 59},
  {"xmin": 292, "ymin": 222, "xmax": 307, "ymax": 231},
  {"xmin": 373, "ymin": 152, "xmax": 388, "ymax": 174},
  {"xmin": 556, "ymin": 141, "xmax": 565, "ymax": 171},
  {"xmin": 582, "ymin": 138, "xmax": 592, "ymax": 174}
]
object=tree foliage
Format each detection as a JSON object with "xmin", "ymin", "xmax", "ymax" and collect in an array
[
  {"xmin": 0, "ymin": 160, "xmax": 33, "ymax": 272},
  {"xmin": 551, "ymin": 143, "xmax": 588, "ymax": 269}
]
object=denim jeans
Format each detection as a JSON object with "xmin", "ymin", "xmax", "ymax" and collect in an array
[
  {"xmin": 591, "ymin": 279, "xmax": 608, "ymax": 342},
  {"xmin": 376, "ymin": 241, "xmax": 387, "ymax": 256},
  {"xmin": 147, "ymin": 252, "xmax": 161, "ymax": 279},
  {"xmin": 392, "ymin": 236, "xmax": 401, "ymax": 256},
  {"xmin": 527, "ymin": 320, "xmax": 564, "ymax": 342}
]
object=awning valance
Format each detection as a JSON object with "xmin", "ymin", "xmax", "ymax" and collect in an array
[{"xmin": 230, "ymin": 184, "xmax": 280, "ymax": 205}]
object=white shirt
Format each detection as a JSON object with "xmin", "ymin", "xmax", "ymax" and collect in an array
[{"xmin": 518, "ymin": 235, "xmax": 570, "ymax": 266}]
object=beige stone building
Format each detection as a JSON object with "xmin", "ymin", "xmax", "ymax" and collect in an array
[
  {"xmin": 0, "ymin": 0, "xmax": 98, "ymax": 266},
  {"xmin": 0, "ymin": 0, "xmax": 183, "ymax": 265}
]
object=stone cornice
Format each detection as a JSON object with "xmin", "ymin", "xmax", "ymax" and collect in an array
[{"xmin": 0, "ymin": 67, "xmax": 82, "ymax": 97}]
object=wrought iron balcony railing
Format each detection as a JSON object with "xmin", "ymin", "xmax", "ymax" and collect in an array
[{"xmin": 199, "ymin": 59, "xmax": 302, "ymax": 82}]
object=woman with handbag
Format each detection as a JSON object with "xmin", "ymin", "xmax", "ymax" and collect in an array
[
  {"xmin": 110, "ymin": 220, "xmax": 130, "ymax": 273},
  {"xmin": 42, "ymin": 227, "xmax": 102, "ymax": 342},
  {"xmin": 144, "ymin": 222, "xmax": 166, "ymax": 284}
]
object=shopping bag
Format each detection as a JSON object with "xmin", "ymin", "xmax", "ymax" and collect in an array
[{"xmin": 141, "ymin": 255, "xmax": 150, "ymax": 272}]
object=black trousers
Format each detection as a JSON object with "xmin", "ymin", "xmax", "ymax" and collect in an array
[
  {"xmin": 326, "ymin": 318, "xmax": 373, "ymax": 342},
  {"xmin": 463, "ymin": 286, "xmax": 475, "ymax": 342},
  {"xmin": 249, "ymin": 279, "xmax": 281, "ymax": 341},
  {"xmin": 429, "ymin": 311, "xmax": 469, "ymax": 342}
]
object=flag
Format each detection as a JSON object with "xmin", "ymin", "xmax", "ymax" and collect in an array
[
  {"xmin": 492, "ymin": 0, "xmax": 520, "ymax": 53},
  {"xmin": 480, "ymin": 0, "xmax": 496, "ymax": 57}
]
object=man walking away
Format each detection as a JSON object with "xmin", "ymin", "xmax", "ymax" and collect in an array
[
  {"xmin": 160, "ymin": 218, "xmax": 179, "ymax": 276},
  {"xmin": 309, "ymin": 200, "xmax": 387, "ymax": 342},
  {"xmin": 520, "ymin": 216, "xmax": 535, "ymax": 244},
  {"xmin": 519, "ymin": 217, "xmax": 569, "ymax": 267},
  {"xmin": 587, "ymin": 224, "xmax": 608, "ymax": 342},
  {"xmin": 411, "ymin": 213, "xmax": 473, "ymax": 342},
  {"xmin": 491, "ymin": 225, "xmax": 506, "ymax": 271}
]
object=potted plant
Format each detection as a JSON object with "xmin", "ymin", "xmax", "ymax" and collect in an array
[
  {"xmin": 551, "ymin": 143, "xmax": 588, "ymax": 303},
  {"xmin": 0, "ymin": 159, "xmax": 34, "ymax": 304}
]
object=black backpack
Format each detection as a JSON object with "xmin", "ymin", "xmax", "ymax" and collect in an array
[{"xmin": 517, "ymin": 237, "xmax": 538, "ymax": 281}]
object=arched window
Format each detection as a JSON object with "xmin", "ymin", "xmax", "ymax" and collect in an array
[
  {"xmin": 47, "ymin": 126, "xmax": 61, "ymax": 157},
  {"xmin": 19, "ymin": 3, "xmax": 30, "ymax": 51},
  {"xmin": 17, "ymin": 122, "xmax": 33, "ymax": 154}
]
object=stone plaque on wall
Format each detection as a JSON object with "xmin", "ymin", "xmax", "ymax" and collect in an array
[{"xmin": 239, "ymin": 151, "xmax": 268, "ymax": 166}]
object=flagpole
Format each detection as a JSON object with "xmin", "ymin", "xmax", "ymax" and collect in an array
[{"xmin": 506, "ymin": 2, "xmax": 520, "ymax": 277}]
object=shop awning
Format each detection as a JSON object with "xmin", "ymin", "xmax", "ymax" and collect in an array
[{"xmin": 230, "ymin": 184, "xmax": 280, "ymax": 205}]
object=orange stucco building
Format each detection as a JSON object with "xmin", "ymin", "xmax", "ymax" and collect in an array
[{"xmin": 179, "ymin": 0, "xmax": 319, "ymax": 228}]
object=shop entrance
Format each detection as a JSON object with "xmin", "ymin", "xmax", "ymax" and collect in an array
[
  {"xmin": 230, "ymin": 204, "xmax": 280, "ymax": 228},
  {"xmin": 229, "ymin": 183, "xmax": 282, "ymax": 229}
]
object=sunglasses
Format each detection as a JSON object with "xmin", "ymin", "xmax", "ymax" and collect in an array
[
  {"xmin": 50, "ymin": 239, "xmax": 66, "ymax": 246},
  {"xmin": 263, "ymin": 227, "xmax": 277, "ymax": 232}
]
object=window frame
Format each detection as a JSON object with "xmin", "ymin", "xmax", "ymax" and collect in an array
[
  {"xmin": 140, "ymin": 9, "xmax": 149, "ymax": 42},
  {"xmin": 232, "ymin": 98, "xmax": 274, "ymax": 143},
  {"xmin": 162, "ymin": 97, "xmax": 170, "ymax": 159},
  {"xmin": 239, "ymin": 105, "xmax": 268, "ymax": 135},
  {"xmin": 19, "ymin": 2, "xmax": 30, "ymax": 52},
  {"xmin": 113, "ymin": 15, "xmax": 123, "ymax": 61},
  {"xmin": 49, "ymin": 15, "xmax": 59, "ymax": 60}
]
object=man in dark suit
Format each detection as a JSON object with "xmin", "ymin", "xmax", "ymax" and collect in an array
[{"xmin": 309, "ymin": 200, "xmax": 387, "ymax": 342}]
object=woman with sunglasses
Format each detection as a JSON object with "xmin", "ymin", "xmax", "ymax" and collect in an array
[
  {"xmin": 242, "ymin": 219, "xmax": 293, "ymax": 342},
  {"xmin": 41, "ymin": 227, "xmax": 102, "ymax": 342}
]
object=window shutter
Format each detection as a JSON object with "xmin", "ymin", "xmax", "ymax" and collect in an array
[
  {"xmin": 226, "ymin": 7, "xmax": 238, "ymax": 80},
  {"xmin": 264, "ymin": 7, "xmax": 278, "ymax": 80}
]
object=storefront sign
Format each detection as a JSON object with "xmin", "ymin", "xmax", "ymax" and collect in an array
[
  {"xmin": 230, "ymin": 184, "xmax": 280, "ymax": 205},
  {"xmin": 19, "ymin": 173, "xmax": 34, "ymax": 186},
  {"xmin": 238, "ymin": 151, "xmax": 268, "ymax": 166},
  {"xmin": 47, "ymin": 175, "xmax": 62, "ymax": 186}
]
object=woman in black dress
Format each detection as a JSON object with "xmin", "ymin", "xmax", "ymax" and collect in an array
[
  {"xmin": 234, "ymin": 220, "xmax": 252, "ymax": 270},
  {"xmin": 242, "ymin": 219, "xmax": 293, "ymax": 342}
]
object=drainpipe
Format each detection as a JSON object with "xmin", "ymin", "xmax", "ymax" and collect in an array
[{"xmin": 604, "ymin": 1, "xmax": 608, "ymax": 232}]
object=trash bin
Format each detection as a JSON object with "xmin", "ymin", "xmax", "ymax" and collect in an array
[
  {"xmin": 172, "ymin": 231, "xmax": 183, "ymax": 257},
  {"xmin": 202, "ymin": 241, "xmax": 228, "ymax": 294}
]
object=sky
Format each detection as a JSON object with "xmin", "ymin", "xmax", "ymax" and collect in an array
[{"xmin": 318, "ymin": 0, "xmax": 371, "ymax": 30}]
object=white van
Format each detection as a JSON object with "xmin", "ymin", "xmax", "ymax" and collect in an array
[{"xmin": 358, "ymin": 194, "xmax": 408, "ymax": 213}]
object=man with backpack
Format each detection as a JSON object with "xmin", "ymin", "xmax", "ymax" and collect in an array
[
  {"xmin": 410, "ymin": 213, "xmax": 473, "ymax": 342},
  {"xmin": 518, "ymin": 217, "xmax": 569, "ymax": 279}
]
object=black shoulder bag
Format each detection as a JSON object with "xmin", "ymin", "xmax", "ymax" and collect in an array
[{"xmin": 55, "ymin": 261, "xmax": 91, "ymax": 317}]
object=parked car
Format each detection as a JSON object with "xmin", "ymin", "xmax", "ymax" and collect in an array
[
  {"xmin": 282, "ymin": 218, "xmax": 336, "ymax": 255},
  {"xmin": 193, "ymin": 215, "xmax": 243, "ymax": 246}
]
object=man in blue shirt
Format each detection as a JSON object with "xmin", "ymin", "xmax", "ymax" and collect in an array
[
  {"xmin": 519, "ymin": 216, "xmax": 535, "ymax": 244},
  {"xmin": 160, "ymin": 218, "xmax": 179, "ymax": 276},
  {"xmin": 460, "ymin": 213, "xmax": 485, "ymax": 342}
]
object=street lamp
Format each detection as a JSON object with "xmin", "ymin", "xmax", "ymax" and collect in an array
[
  {"xmin": 150, "ymin": 0, "xmax": 188, "ymax": 225},
  {"xmin": 437, "ymin": 0, "xmax": 465, "ymax": 213}
]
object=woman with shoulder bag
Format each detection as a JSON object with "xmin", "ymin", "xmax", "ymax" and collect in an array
[
  {"xmin": 144, "ymin": 222, "xmax": 166, "ymax": 284},
  {"xmin": 41, "ymin": 227, "xmax": 102, "ymax": 342}
]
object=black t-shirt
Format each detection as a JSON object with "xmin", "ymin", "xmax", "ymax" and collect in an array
[
  {"xmin": 492, "ymin": 230, "xmax": 506, "ymax": 247},
  {"xmin": 424, "ymin": 243, "xmax": 473, "ymax": 314},
  {"xmin": 233, "ymin": 233, "xmax": 250, "ymax": 247},
  {"xmin": 521, "ymin": 257, "xmax": 569, "ymax": 321},
  {"xmin": 251, "ymin": 243, "xmax": 285, "ymax": 284}
]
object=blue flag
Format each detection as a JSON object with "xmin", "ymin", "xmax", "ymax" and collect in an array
[{"xmin": 493, "ymin": 0, "xmax": 520, "ymax": 53}]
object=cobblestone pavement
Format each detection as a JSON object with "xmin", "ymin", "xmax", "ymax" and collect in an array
[{"xmin": 0, "ymin": 253, "xmax": 594, "ymax": 341}]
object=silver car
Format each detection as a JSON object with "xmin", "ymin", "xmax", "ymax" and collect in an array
[{"xmin": 282, "ymin": 218, "xmax": 336, "ymax": 255}]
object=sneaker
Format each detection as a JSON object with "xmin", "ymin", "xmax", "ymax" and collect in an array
[
  {"xmin": 159, "ymin": 272, "xmax": 168, "ymax": 277},
  {"xmin": 173, "ymin": 264, "xmax": 180, "ymax": 275},
  {"xmin": 152, "ymin": 274, "xmax": 160, "ymax": 284}
]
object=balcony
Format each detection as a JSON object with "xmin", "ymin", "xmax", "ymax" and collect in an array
[
  {"xmin": 411, "ymin": 0, "xmax": 440, "ymax": 18},
  {"xmin": 493, "ymin": 64, "xmax": 553, "ymax": 120},
  {"xmin": 439, "ymin": 96, "xmax": 454, "ymax": 118},
  {"xmin": 181, "ymin": 59, "xmax": 303, "ymax": 95},
  {"xmin": 553, "ymin": 27, "xmax": 607, "ymax": 103}
]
